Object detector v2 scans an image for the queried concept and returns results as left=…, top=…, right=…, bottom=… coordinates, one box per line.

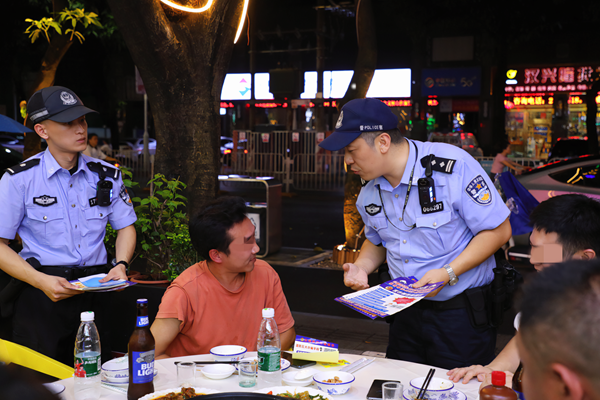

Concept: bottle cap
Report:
left=137, top=298, right=148, bottom=304
left=262, top=308, right=274, bottom=318
left=81, top=311, right=95, bottom=322
left=491, top=371, right=506, bottom=386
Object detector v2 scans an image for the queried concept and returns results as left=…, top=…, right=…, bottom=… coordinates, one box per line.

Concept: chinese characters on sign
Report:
left=506, top=66, right=599, bottom=94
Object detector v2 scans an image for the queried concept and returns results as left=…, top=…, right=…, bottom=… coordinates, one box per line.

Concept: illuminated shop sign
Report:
left=503, top=94, right=600, bottom=109
left=504, top=66, right=600, bottom=93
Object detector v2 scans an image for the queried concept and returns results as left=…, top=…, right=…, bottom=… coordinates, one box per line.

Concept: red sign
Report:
left=505, top=66, right=599, bottom=94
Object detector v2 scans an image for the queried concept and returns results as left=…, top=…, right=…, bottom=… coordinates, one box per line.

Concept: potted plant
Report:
left=130, top=173, right=200, bottom=283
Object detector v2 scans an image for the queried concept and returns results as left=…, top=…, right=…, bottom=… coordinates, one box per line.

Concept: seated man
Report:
left=516, top=259, right=600, bottom=400
left=447, top=194, right=600, bottom=383
left=151, top=196, right=296, bottom=359
left=83, top=133, right=118, bottom=163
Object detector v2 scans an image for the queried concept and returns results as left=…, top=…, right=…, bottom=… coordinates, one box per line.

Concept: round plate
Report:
left=42, top=382, right=65, bottom=395
left=139, top=387, right=219, bottom=400
left=255, top=386, right=332, bottom=400
left=403, top=387, right=466, bottom=400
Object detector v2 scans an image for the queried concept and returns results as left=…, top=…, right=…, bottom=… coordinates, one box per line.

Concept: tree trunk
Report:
left=339, top=0, right=377, bottom=249
left=23, top=0, right=72, bottom=159
left=106, top=0, right=245, bottom=216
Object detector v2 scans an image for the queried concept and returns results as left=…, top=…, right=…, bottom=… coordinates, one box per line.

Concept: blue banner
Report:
left=422, top=67, right=481, bottom=96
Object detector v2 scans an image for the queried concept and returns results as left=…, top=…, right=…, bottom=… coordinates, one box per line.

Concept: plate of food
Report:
left=254, top=386, right=332, bottom=399
left=138, top=387, right=219, bottom=400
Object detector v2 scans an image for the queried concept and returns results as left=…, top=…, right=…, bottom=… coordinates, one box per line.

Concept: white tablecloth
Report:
left=57, top=353, right=481, bottom=400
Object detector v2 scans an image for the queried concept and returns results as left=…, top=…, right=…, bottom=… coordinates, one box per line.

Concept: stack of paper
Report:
left=292, top=335, right=339, bottom=363
left=69, top=273, right=135, bottom=292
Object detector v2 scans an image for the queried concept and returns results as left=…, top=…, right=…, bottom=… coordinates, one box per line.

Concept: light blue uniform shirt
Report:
left=357, top=139, right=510, bottom=301
left=0, top=149, right=137, bottom=267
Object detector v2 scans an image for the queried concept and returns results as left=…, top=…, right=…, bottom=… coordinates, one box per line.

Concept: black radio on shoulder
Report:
left=96, top=179, right=113, bottom=206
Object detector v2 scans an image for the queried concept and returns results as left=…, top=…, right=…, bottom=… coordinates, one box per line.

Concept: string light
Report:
left=159, top=0, right=250, bottom=44
left=159, top=0, right=213, bottom=13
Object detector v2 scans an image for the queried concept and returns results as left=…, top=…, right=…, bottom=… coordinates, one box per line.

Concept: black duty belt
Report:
left=40, top=265, right=110, bottom=281
left=416, top=283, right=491, bottom=311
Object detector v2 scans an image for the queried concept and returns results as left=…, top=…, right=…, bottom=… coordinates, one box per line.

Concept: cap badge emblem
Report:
left=335, top=111, right=344, bottom=129
left=60, top=91, right=77, bottom=105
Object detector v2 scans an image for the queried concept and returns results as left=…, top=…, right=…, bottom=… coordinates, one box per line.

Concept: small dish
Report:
left=101, top=356, right=129, bottom=380
left=403, top=387, right=466, bottom=400
left=43, top=382, right=65, bottom=397
left=201, top=364, right=236, bottom=380
left=313, top=371, right=355, bottom=395
left=408, top=377, right=454, bottom=400
left=210, top=345, right=247, bottom=362
left=282, top=370, right=313, bottom=387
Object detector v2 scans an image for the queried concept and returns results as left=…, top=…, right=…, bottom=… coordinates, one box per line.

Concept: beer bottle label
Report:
left=137, top=316, right=150, bottom=327
left=257, top=350, right=280, bottom=372
left=74, top=354, right=101, bottom=378
left=132, top=350, right=155, bottom=384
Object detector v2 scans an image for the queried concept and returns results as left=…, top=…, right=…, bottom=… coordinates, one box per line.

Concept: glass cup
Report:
left=177, top=362, right=196, bottom=387
left=238, top=359, right=257, bottom=388
left=382, top=381, right=403, bottom=400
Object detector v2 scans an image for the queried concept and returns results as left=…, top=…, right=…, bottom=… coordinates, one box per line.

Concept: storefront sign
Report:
left=261, top=133, right=270, bottom=143
left=292, top=132, right=300, bottom=142
left=422, top=67, right=481, bottom=96
left=504, top=65, right=599, bottom=94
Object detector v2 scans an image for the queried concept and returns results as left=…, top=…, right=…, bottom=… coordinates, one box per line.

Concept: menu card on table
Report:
left=335, top=276, right=444, bottom=319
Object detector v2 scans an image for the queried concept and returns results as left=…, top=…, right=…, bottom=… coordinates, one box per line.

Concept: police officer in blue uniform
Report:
left=319, top=99, right=511, bottom=369
left=0, top=86, right=137, bottom=365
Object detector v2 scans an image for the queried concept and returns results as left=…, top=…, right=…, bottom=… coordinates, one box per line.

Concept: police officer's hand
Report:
left=100, top=264, right=128, bottom=282
left=39, top=275, right=82, bottom=302
left=343, top=263, right=369, bottom=291
left=447, top=364, right=493, bottom=383
left=412, top=268, right=448, bottom=297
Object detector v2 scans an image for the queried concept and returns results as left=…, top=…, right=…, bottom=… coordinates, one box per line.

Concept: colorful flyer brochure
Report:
left=335, top=276, right=444, bottom=320
left=292, top=335, right=339, bottom=363
left=69, top=273, right=136, bottom=292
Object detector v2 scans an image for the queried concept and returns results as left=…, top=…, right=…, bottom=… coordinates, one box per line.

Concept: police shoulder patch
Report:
left=6, top=159, right=41, bottom=175
left=119, top=184, right=133, bottom=206
left=365, top=203, right=382, bottom=216
left=465, top=175, right=492, bottom=205
left=420, top=155, right=455, bottom=174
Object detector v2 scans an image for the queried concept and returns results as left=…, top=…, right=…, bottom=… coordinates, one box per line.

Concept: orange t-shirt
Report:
left=156, top=260, right=295, bottom=357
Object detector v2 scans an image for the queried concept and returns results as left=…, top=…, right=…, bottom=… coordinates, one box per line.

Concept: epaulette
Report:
left=420, top=155, right=456, bottom=174
left=86, top=161, right=120, bottom=180
left=5, top=159, right=41, bottom=175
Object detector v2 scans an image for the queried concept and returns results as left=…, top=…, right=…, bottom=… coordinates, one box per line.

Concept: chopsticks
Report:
left=174, top=361, right=240, bottom=365
left=416, top=368, right=435, bottom=400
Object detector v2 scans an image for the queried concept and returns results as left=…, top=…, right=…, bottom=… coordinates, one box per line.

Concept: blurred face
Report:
left=88, top=135, right=98, bottom=147
left=219, top=217, right=259, bottom=273
left=36, top=116, right=88, bottom=155
left=344, top=136, right=385, bottom=181
left=529, top=228, right=563, bottom=271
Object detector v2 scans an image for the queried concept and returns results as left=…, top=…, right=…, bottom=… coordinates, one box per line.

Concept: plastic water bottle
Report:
left=257, top=308, right=281, bottom=386
left=74, top=311, right=101, bottom=400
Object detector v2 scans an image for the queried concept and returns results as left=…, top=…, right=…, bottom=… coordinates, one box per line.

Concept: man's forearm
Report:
left=115, top=225, right=136, bottom=263
left=0, top=239, right=44, bottom=288
left=354, top=239, right=387, bottom=275
left=451, top=218, right=512, bottom=276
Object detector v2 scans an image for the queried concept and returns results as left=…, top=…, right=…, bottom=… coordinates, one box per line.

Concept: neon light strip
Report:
left=159, top=0, right=213, bottom=13
left=234, top=0, right=250, bottom=44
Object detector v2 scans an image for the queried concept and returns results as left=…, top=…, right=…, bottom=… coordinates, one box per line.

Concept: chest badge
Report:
left=365, top=203, right=382, bottom=216
left=33, top=195, right=57, bottom=207
left=465, top=175, right=492, bottom=206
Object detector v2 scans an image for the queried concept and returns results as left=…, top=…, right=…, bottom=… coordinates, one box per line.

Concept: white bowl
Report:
left=101, top=356, right=129, bottom=380
left=282, top=370, right=313, bottom=387
left=101, top=368, right=158, bottom=384
left=209, top=345, right=247, bottom=362
left=409, top=377, right=454, bottom=400
left=313, top=371, right=355, bottom=395
left=201, top=364, right=236, bottom=379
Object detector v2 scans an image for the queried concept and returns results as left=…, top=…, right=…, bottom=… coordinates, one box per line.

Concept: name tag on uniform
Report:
left=422, top=201, right=444, bottom=214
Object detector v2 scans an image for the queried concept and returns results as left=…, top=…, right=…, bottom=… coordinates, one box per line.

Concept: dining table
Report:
left=55, top=352, right=482, bottom=400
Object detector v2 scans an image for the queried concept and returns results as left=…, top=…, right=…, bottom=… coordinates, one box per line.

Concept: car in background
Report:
left=428, top=132, right=483, bottom=157
left=125, top=138, right=156, bottom=155
left=0, top=143, right=23, bottom=172
left=516, top=155, right=600, bottom=203
left=0, top=134, right=24, bottom=153
left=547, top=137, right=592, bottom=162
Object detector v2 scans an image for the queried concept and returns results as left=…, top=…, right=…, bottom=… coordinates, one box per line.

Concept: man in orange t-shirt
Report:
left=151, top=196, right=296, bottom=359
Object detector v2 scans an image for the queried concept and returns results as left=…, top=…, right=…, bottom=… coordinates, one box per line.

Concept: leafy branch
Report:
left=24, top=7, right=103, bottom=44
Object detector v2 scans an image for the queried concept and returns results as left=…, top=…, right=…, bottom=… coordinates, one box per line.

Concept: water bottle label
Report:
left=258, top=350, right=280, bottom=372
left=136, top=316, right=149, bottom=327
left=74, top=355, right=100, bottom=378
left=132, top=350, right=155, bottom=384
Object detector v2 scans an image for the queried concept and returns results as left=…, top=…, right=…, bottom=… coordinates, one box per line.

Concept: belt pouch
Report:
left=464, top=287, right=489, bottom=328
